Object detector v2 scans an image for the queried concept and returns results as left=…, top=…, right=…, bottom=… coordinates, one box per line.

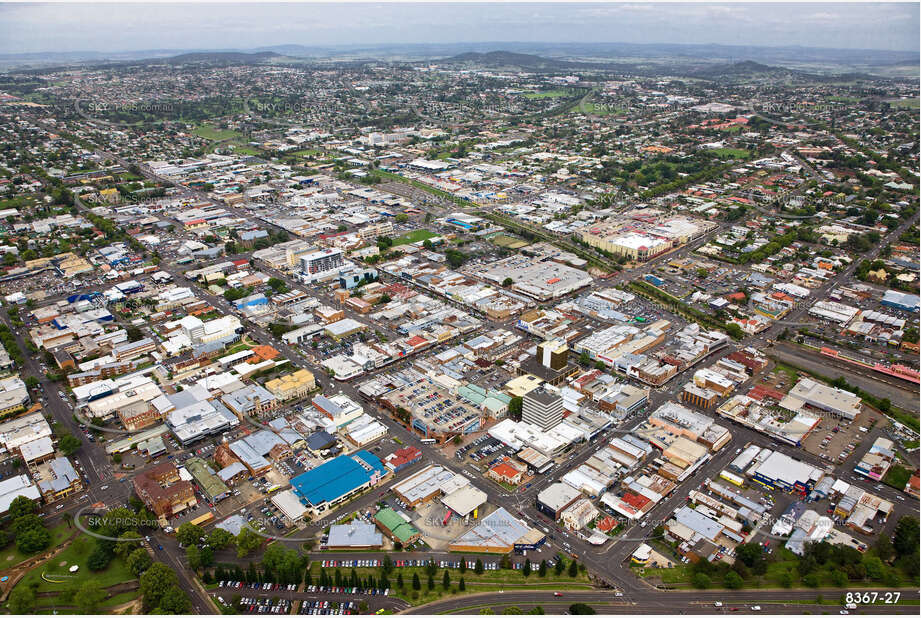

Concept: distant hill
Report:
left=155, top=51, right=284, bottom=65
left=433, top=50, right=606, bottom=71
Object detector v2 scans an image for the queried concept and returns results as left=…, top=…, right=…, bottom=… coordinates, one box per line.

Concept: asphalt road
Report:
left=405, top=588, right=921, bottom=615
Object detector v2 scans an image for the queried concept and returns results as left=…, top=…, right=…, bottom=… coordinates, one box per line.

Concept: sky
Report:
left=0, top=2, right=918, bottom=55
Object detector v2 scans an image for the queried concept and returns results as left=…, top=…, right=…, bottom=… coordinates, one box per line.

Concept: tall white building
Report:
left=522, top=387, right=564, bottom=431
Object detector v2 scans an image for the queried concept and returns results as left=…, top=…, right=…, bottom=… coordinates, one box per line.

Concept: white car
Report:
left=713, top=602, right=722, bottom=608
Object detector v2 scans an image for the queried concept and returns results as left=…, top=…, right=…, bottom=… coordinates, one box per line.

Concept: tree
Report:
left=127, top=547, right=153, bottom=577
left=554, top=559, right=565, bottom=576
left=735, top=542, right=766, bottom=574
left=480, top=609, right=495, bottom=615
left=502, top=277, right=513, bottom=288
left=74, top=580, right=107, bottom=613
left=7, top=495, right=36, bottom=520
left=522, top=559, right=531, bottom=577
left=207, top=528, right=235, bottom=550
left=568, top=603, right=596, bottom=615
left=87, top=543, right=113, bottom=571
left=538, top=560, right=547, bottom=577
left=568, top=560, right=578, bottom=577
left=442, top=570, right=450, bottom=590
left=395, top=213, right=409, bottom=223
left=114, top=531, right=143, bottom=558
left=140, top=562, right=180, bottom=611
left=528, top=606, right=544, bottom=614
left=16, top=526, right=51, bottom=554
left=236, top=527, right=262, bottom=557
left=893, top=516, right=919, bottom=557
left=459, top=557, right=467, bottom=573
left=724, top=571, right=743, bottom=589
left=508, top=397, right=523, bottom=421
left=691, top=573, right=710, bottom=589
left=458, top=576, right=465, bottom=591
left=186, top=545, right=203, bottom=571
left=57, top=432, right=82, bottom=457
left=411, top=573, right=421, bottom=590
left=778, top=570, right=793, bottom=588
left=267, top=277, right=287, bottom=293
left=427, top=573, right=435, bottom=590
left=475, top=558, right=484, bottom=575
left=503, top=608, right=523, bottom=614
left=7, top=585, right=36, bottom=614
left=176, top=523, right=204, bottom=548
left=157, top=584, right=191, bottom=614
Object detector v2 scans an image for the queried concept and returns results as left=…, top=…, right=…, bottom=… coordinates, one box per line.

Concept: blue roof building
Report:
left=290, top=451, right=387, bottom=515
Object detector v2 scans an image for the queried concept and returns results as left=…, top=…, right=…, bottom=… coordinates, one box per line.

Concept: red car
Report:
left=553, top=593, right=563, bottom=597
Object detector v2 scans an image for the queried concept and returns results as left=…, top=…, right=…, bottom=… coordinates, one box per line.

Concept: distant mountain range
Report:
left=1, top=41, right=916, bottom=79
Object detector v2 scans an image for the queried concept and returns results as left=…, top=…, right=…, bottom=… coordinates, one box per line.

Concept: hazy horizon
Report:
left=1, top=2, right=918, bottom=56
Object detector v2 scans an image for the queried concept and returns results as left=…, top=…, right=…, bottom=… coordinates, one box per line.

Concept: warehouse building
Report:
left=327, top=521, right=384, bottom=550
left=780, top=378, right=862, bottom=420
left=536, top=482, right=583, bottom=519
left=448, top=507, right=545, bottom=554
left=746, top=449, right=824, bottom=494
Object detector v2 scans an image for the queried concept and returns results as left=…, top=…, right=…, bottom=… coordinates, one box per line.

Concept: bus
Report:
left=420, top=438, right=436, bottom=445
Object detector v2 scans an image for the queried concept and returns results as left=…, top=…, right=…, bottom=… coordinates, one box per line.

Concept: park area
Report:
left=490, top=234, right=530, bottom=250
left=522, top=90, right=574, bottom=99
left=5, top=533, right=140, bottom=614
left=193, top=124, right=243, bottom=141
left=392, top=229, right=439, bottom=247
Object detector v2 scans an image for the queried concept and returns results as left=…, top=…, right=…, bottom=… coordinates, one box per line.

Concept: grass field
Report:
left=1, top=522, right=75, bottom=567
left=194, top=124, right=243, bottom=141
left=289, top=149, right=325, bottom=158
left=523, top=90, right=572, bottom=100
left=392, top=229, right=439, bottom=246
left=709, top=147, right=751, bottom=160
left=490, top=234, right=529, bottom=249
left=636, top=544, right=914, bottom=591
left=577, top=102, right=626, bottom=116
left=228, top=143, right=262, bottom=156
left=12, top=534, right=136, bottom=595
left=887, top=98, right=919, bottom=109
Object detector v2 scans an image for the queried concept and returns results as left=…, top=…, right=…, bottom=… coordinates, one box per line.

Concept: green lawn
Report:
left=0, top=521, right=75, bottom=567
left=490, top=234, right=529, bottom=249
left=709, top=148, right=751, bottom=160
left=887, top=98, right=919, bottom=109
left=229, top=142, right=262, bottom=156
left=522, top=90, right=572, bottom=100
left=392, top=229, right=439, bottom=246
left=883, top=464, right=912, bottom=490
left=12, top=534, right=136, bottom=595
left=194, top=124, right=243, bottom=141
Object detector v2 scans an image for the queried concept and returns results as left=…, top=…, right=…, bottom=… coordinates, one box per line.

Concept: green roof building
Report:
left=373, top=507, right=422, bottom=545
